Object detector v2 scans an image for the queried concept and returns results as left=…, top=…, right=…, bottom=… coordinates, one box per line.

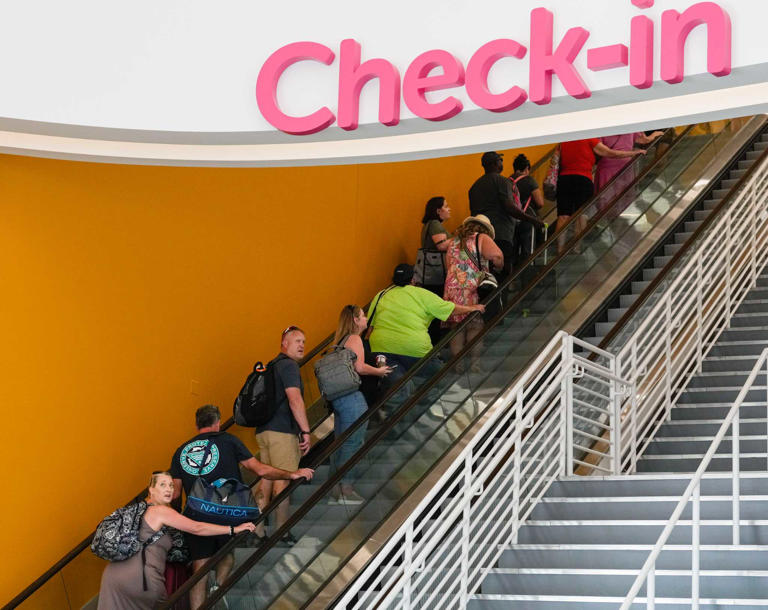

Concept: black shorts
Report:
left=186, top=532, right=231, bottom=561
left=556, top=174, right=595, bottom=217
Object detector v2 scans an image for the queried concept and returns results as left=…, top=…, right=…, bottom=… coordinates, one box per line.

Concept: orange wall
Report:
left=1, top=144, right=550, bottom=607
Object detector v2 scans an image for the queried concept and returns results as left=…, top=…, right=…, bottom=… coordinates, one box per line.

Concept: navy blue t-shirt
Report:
left=169, top=431, right=252, bottom=496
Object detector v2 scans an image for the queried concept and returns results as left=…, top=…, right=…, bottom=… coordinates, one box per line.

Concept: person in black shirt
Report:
left=511, top=153, right=546, bottom=264
left=170, top=404, right=313, bottom=610
left=469, top=151, right=545, bottom=278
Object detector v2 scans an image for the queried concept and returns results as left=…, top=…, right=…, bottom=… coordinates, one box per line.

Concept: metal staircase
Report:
left=469, top=272, right=768, bottom=608
left=329, top=120, right=768, bottom=610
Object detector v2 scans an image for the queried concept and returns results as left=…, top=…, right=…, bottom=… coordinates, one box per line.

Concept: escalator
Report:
left=159, top=116, right=768, bottom=610
left=6, top=147, right=560, bottom=610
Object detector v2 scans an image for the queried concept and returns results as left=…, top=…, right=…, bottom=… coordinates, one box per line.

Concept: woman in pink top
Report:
left=596, top=131, right=664, bottom=192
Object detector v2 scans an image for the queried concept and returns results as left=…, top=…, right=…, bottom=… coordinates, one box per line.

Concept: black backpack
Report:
left=233, top=356, right=283, bottom=427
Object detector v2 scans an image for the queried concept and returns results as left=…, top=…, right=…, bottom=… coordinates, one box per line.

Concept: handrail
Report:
left=178, top=125, right=694, bottom=608
left=2, top=343, right=332, bottom=609
left=7, top=145, right=566, bottom=610
left=327, top=120, right=768, bottom=609
left=620, top=349, right=768, bottom=609
left=598, top=120, right=768, bottom=351
left=6, top=134, right=670, bottom=610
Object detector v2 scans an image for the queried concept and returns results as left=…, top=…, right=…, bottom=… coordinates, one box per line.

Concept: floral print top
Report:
left=443, top=234, right=487, bottom=325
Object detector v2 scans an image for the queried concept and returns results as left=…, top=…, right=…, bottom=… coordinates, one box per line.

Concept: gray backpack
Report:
left=91, top=501, right=164, bottom=563
left=314, top=336, right=361, bottom=402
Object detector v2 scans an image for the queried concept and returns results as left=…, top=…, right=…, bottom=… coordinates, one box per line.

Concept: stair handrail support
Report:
left=620, top=348, right=768, bottom=610
left=334, top=331, right=628, bottom=609
left=614, top=146, right=768, bottom=475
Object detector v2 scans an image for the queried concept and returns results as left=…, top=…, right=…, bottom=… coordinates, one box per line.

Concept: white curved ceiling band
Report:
left=0, top=0, right=765, bottom=166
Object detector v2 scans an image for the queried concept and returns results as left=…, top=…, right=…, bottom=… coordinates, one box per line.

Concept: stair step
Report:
left=517, top=520, right=768, bottom=545
left=479, top=568, right=768, bottom=597
left=530, top=495, right=768, bottom=520
left=469, top=594, right=768, bottom=609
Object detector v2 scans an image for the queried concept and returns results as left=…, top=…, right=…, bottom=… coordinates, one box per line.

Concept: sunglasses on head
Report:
left=282, top=325, right=302, bottom=337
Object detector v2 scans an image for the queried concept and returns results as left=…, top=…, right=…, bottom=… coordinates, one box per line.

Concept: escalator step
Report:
left=684, top=221, right=702, bottom=232
left=653, top=255, right=673, bottom=268
left=664, top=243, right=682, bottom=256
left=606, top=308, right=627, bottom=322
left=620, top=293, right=639, bottom=308
left=642, top=267, right=661, bottom=281
left=674, top=232, right=693, bottom=244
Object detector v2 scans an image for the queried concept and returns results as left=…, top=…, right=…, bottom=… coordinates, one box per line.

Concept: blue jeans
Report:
left=330, top=390, right=368, bottom=484
left=372, top=352, right=444, bottom=418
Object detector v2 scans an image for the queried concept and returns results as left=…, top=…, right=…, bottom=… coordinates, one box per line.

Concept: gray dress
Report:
left=97, top=517, right=172, bottom=610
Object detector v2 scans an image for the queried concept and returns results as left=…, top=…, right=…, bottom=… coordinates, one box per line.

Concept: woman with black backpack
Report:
left=97, top=471, right=256, bottom=609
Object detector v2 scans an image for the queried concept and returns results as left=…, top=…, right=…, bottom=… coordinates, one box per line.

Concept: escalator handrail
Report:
left=172, top=125, right=695, bottom=609
left=597, top=123, right=768, bottom=352
left=3, top=345, right=334, bottom=609
left=4, top=147, right=563, bottom=610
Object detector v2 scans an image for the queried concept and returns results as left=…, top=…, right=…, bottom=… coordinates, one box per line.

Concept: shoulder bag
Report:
left=314, top=334, right=361, bottom=402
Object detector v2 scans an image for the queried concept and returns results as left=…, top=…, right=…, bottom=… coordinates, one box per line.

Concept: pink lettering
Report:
left=661, top=1, right=732, bottom=84
left=630, top=15, right=655, bottom=89
left=402, top=50, right=465, bottom=121
left=465, top=39, right=528, bottom=113
left=255, top=42, right=336, bottom=136
left=529, top=8, right=591, bottom=105
left=255, top=1, right=734, bottom=135
left=587, top=44, right=629, bottom=71
left=337, top=38, right=401, bottom=131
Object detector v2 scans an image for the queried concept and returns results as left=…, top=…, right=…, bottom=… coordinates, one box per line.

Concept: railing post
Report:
left=725, top=208, right=733, bottom=326
left=561, top=335, right=573, bottom=476
left=696, top=254, right=704, bottom=373
left=692, top=483, right=700, bottom=610
left=751, top=188, right=758, bottom=287
left=732, top=407, right=741, bottom=545
left=511, top=391, right=522, bottom=544
left=664, top=295, right=673, bottom=421
left=610, top=353, right=621, bottom=475
left=460, top=452, right=472, bottom=607
left=647, top=567, right=655, bottom=610
left=630, top=342, right=639, bottom=473
left=403, top=524, right=414, bottom=610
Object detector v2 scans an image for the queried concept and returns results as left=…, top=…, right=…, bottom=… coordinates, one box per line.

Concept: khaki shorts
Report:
left=256, top=430, right=300, bottom=471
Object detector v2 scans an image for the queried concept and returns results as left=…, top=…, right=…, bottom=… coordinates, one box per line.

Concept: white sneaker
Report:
left=208, top=583, right=229, bottom=610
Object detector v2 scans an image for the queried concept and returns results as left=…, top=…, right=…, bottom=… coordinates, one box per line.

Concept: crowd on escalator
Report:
left=91, top=130, right=667, bottom=610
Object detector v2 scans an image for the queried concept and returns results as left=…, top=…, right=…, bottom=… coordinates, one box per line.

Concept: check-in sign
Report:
left=0, top=0, right=764, bottom=166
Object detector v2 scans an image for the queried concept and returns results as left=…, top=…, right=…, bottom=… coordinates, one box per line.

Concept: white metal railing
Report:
left=335, top=141, right=768, bottom=609
left=610, top=141, right=768, bottom=476
left=336, top=332, right=629, bottom=609
left=620, top=348, right=768, bottom=610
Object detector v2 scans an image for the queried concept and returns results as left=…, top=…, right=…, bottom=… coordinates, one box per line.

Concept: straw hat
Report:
left=462, top=214, right=496, bottom=240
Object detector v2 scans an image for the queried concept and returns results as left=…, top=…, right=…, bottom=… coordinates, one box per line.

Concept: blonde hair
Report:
left=334, top=305, right=363, bottom=345
left=149, top=471, right=172, bottom=489
left=456, top=220, right=492, bottom=241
